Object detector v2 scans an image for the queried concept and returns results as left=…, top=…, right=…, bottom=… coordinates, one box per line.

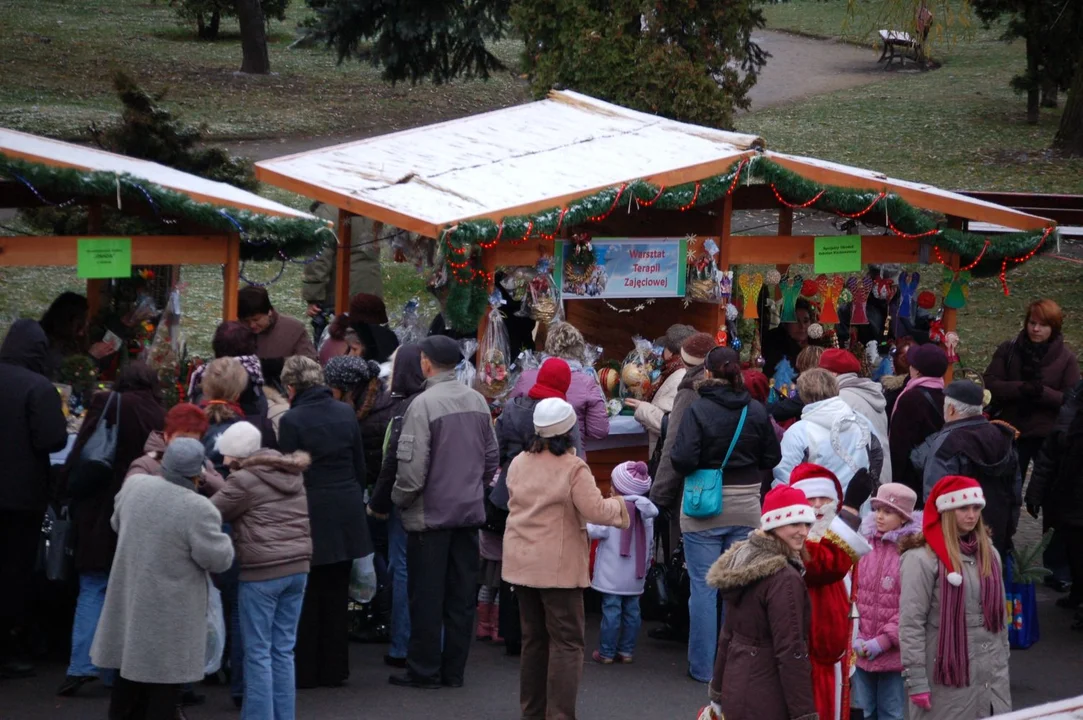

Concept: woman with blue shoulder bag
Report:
left=669, top=346, right=782, bottom=684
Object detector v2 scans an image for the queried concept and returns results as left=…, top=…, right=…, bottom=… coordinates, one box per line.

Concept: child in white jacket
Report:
left=588, top=461, right=658, bottom=664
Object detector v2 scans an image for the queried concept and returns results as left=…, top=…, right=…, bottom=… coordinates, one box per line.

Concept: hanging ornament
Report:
left=941, top=267, right=971, bottom=309
left=898, top=271, right=920, bottom=319
left=916, top=290, right=937, bottom=312
left=731, top=336, right=743, bottom=351
left=719, top=270, right=734, bottom=305
left=929, top=319, right=945, bottom=344
left=847, top=276, right=873, bottom=325
left=872, top=277, right=897, bottom=302
left=779, top=275, right=804, bottom=323
left=801, top=279, right=820, bottom=298
left=765, top=269, right=782, bottom=287
left=725, top=303, right=739, bottom=321
left=738, top=272, right=764, bottom=320
left=944, top=331, right=960, bottom=363
left=816, top=275, right=845, bottom=324
left=716, top=326, right=728, bottom=346
left=808, top=323, right=825, bottom=341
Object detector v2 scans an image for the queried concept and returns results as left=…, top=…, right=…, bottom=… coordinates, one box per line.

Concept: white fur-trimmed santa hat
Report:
left=925, top=475, right=985, bottom=587
left=761, top=486, right=817, bottom=532
left=789, top=463, right=843, bottom=504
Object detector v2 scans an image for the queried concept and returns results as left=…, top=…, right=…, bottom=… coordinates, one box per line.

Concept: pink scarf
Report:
left=934, top=534, right=1005, bottom=688
left=891, top=375, right=944, bottom=420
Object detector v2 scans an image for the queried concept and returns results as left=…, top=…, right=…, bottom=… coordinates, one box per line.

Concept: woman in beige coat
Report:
left=899, top=475, right=1010, bottom=720
left=626, top=324, right=696, bottom=455
left=503, top=398, right=629, bottom=720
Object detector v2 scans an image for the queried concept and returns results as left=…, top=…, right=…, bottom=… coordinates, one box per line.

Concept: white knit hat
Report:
left=215, top=421, right=262, bottom=459
left=533, top=398, right=577, bottom=438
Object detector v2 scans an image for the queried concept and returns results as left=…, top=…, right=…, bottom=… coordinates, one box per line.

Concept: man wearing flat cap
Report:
left=911, top=379, right=1021, bottom=558
left=390, top=335, right=499, bottom=690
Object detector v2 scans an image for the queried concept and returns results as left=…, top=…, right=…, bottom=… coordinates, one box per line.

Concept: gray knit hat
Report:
left=657, top=324, right=696, bottom=355
left=161, top=438, right=206, bottom=485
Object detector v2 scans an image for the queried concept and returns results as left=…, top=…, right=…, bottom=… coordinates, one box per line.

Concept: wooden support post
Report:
left=86, top=202, right=105, bottom=320
left=942, top=215, right=966, bottom=383
left=778, top=206, right=793, bottom=237
left=223, top=233, right=241, bottom=321
left=335, top=208, right=352, bottom=316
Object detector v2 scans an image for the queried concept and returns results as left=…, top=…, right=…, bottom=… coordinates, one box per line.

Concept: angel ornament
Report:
left=847, top=276, right=874, bottom=325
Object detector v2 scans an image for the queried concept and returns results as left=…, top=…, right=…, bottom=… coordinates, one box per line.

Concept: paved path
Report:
left=223, top=31, right=884, bottom=162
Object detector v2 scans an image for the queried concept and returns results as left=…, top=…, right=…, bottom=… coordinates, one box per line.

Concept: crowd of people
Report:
left=0, top=286, right=1080, bottom=720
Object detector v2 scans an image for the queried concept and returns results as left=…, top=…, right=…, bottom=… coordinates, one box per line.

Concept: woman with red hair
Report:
left=984, top=299, right=1079, bottom=588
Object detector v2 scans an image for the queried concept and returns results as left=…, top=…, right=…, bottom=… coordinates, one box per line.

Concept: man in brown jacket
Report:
left=238, top=287, right=318, bottom=362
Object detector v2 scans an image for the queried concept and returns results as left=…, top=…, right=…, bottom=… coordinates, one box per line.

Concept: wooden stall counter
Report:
left=585, top=414, right=649, bottom=497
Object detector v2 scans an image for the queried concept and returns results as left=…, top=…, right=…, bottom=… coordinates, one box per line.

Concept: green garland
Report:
left=0, top=154, right=331, bottom=261
left=441, top=154, right=1058, bottom=330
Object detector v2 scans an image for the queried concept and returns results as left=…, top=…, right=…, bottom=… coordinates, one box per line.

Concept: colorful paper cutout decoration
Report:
left=719, top=270, right=734, bottom=304
left=816, top=275, right=845, bottom=324
left=898, top=271, right=920, bottom=319
left=942, top=267, right=971, bottom=309
left=738, top=272, right=764, bottom=320
left=847, top=276, right=873, bottom=325
left=873, top=277, right=897, bottom=302
left=779, top=275, right=804, bottom=323
left=944, top=331, right=960, bottom=363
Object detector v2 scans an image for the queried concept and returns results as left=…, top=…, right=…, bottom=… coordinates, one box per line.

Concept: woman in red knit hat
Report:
left=898, top=475, right=1010, bottom=719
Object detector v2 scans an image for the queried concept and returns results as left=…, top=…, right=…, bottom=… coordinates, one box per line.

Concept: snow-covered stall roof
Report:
left=254, top=91, right=764, bottom=238
left=0, top=127, right=314, bottom=220
left=765, top=152, right=1053, bottom=231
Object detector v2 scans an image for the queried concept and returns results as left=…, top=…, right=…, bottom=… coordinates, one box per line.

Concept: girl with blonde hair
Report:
left=898, top=475, right=1009, bottom=719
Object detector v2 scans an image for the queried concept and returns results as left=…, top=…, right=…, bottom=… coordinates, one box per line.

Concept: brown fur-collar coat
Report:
left=706, top=532, right=817, bottom=720
left=212, top=449, right=313, bottom=582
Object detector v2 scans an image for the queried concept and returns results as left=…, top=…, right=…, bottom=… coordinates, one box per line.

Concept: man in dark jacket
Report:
left=389, top=336, right=499, bottom=690
left=888, top=343, right=948, bottom=505
left=912, top=380, right=1020, bottom=559
left=0, top=320, right=68, bottom=677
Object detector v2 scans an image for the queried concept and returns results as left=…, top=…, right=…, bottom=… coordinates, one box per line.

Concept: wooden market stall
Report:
left=0, top=127, right=328, bottom=323
left=254, top=91, right=1057, bottom=488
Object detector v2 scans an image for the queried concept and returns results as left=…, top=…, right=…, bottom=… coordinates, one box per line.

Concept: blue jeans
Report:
left=388, top=508, right=410, bottom=659
left=67, top=572, right=115, bottom=684
left=684, top=525, right=754, bottom=682
left=852, top=668, right=906, bottom=720
left=239, top=573, right=307, bottom=720
left=597, top=593, right=641, bottom=659
left=220, top=523, right=245, bottom=701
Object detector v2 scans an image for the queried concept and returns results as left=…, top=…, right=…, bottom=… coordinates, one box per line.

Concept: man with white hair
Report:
left=911, top=379, right=1021, bottom=558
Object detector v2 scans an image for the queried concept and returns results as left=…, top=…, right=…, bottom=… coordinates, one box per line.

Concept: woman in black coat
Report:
left=61, top=362, right=165, bottom=695
left=278, top=356, right=371, bottom=689
left=667, top=346, right=782, bottom=684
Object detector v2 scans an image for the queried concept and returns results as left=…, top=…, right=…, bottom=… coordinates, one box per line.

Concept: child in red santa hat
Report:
left=789, top=462, right=873, bottom=720
left=898, top=475, right=1010, bottom=719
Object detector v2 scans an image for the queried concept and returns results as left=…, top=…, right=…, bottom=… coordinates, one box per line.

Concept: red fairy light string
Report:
left=770, top=184, right=824, bottom=209
left=636, top=185, right=666, bottom=208
left=836, top=192, right=887, bottom=219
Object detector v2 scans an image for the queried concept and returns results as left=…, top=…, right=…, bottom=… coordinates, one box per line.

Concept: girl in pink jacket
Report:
left=853, top=483, right=923, bottom=720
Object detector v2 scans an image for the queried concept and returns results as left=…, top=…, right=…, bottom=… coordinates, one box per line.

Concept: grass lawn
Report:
left=0, top=0, right=530, bottom=140
left=2, top=0, right=1082, bottom=368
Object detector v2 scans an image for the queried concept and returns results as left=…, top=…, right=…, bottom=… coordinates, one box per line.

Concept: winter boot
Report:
left=475, top=603, right=493, bottom=641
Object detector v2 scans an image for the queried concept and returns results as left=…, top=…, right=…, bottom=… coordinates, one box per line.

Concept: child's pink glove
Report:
left=863, top=638, right=884, bottom=660
left=911, top=693, right=932, bottom=711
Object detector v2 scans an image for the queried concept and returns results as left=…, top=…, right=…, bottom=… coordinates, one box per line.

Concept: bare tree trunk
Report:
left=1025, top=3, right=1040, bottom=124
left=1041, top=78, right=1058, bottom=109
left=1053, top=47, right=1083, bottom=156
left=236, top=0, right=270, bottom=74
left=196, top=10, right=221, bottom=40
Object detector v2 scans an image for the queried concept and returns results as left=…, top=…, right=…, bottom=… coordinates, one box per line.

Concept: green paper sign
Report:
left=814, top=236, right=862, bottom=274
left=77, top=238, right=132, bottom=279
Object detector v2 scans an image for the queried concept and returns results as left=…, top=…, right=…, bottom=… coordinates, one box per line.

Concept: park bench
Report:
left=878, top=4, right=933, bottom=67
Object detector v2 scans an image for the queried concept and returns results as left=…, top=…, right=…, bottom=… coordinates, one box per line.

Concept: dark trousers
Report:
left=108, top=676, right=181, bottom=720
left=517, top=586, right=585, bottom=720
left=1020, top=437, right=1070, bottom=580
left=295, top=561, right=351, bottom=689
left=498, top=582, right=521, bottom=654
left=1063, top=525, right=1083, bottom=603
left=406, top=528, right=479, bottom=684
left=0, top=509, right=41, bottom=660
